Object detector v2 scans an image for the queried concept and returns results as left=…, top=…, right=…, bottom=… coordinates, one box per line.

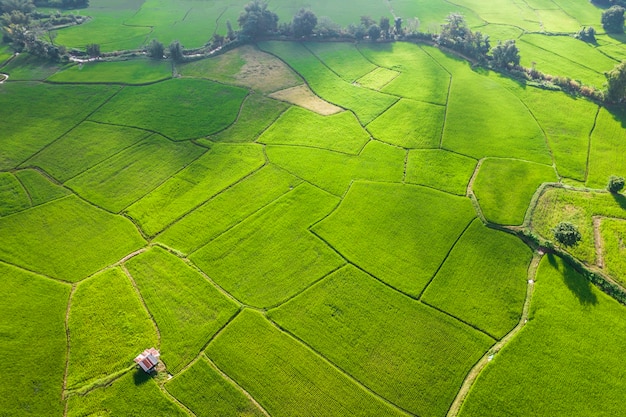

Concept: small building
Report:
left=134, top=348, right=160, bottom=373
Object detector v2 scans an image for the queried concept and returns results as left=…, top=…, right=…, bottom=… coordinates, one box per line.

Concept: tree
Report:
left=211, top=33, right=224, bottom=48
left=86, top=43, right=99, bottom=58
left=379, top=16, right=390, bottom=38
left=491, top=39, right=520, bottom=68
left=608, top=175, right=625, bottom=193
left=146, top=39, right=164, bottom=59
left=292, top=8, right=317, bottom=38
left=226, top=20, right=236, bottom=41
left=367, top=24, right=381, bottom=41
left=605, top=60, right=626, bottom=102
left=168, top=40, right=183, bottom=62
left=394, top=17, right=402, bottom=35
left=552, top=222, right=582, bottom=247
left=360, top=15, right=375, bottom=28
left=0, top=0, right=34, bottom=14
left=602, top=5, right=625, bottom=33
left=575, top=26, right=596, bottom=43
left=439, top=12, right=469, bottom=47
left=237, top=0, right=278, bottom=40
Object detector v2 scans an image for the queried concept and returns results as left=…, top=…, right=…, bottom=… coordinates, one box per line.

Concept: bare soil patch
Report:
left=270, top=85, right=342, bottom=116
left=236, top=46, right=302, bottom=94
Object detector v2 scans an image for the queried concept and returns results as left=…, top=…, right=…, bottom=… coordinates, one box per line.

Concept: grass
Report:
left=259, top=107, right=370, bottom=154
left=391, top=0, right=484, bottom=30
left=586, top=107, right=626, bottom=189
left=459, top=255, right=626, bottom=416
left=304, top=42, right=376, bottom=82
left=422, top=219, right=532, bottom=338
left=515, top=88, right=598, bottom=181
left=206, top=309, right=407, bottom=417
left=0, top=82, right=119, bottom=170
left=366, top=99, right=445, bottom=149
left=552, top=0, right=600, bottom=25
left=0, top=172, right=30, bottom=216
left=66, top=268, right=157, bottom=390
left=47, top=59, right=172, bottom=84
left=442, top=69, right=551, bottom=164
left=600, top=218, right=626, bottom=286
left=165, top=357, right=265, bottom=417
left=26, top=121, right=150, bottom=183
left=124, top=247, right=239, bottom=373
left=126, top=143, right=265, bottom=236
left=266, top=140, right=405, bottom=196
left=0, top=262, right=69, bottom=417
left=1, top=52, right=63, bottom=80
left=473, top=158, right=557, bottom=225
left=180, top=44, right=302, bottom=94
left=14, top=169, right=70, bottom=206
left=312, top=182, right=476, bottom=296
left=0, top=44, right=12, bottom=64
left=204, top=93, right=289, bottom=143
left=405, top=149, right=477, bottom=195
left=269, top=265, right=494, bottom=417
left=66, top=371, right=187, bottom=417
left=89, top=78, right=248, bottom=140
left=356, top=67, right=400, bottom=90
left=358, top=43, right=451, bottom=105
left=155, top=165, right=301, bottom=255
left=0, top=195, right=145, bottom=281
left=190, top=183, right=345, bottom=308
left=259, top=41, right=398, bottom=124
left=531, top=187, right=626, bottom=265
left=66, top=135, right=205, bottom=213
left=451, top=0, right=541, bottom=31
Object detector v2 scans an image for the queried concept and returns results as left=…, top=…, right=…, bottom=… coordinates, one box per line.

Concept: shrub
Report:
left=607, top=175, right=625, bottom=193
left=552, top=221, right=582, bottom=247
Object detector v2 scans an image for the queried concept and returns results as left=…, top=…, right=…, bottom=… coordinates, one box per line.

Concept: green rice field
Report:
left=3, top=0, right=626, bottom=415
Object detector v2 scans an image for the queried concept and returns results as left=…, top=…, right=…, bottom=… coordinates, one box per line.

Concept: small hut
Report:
left=134, top=348, right=160, bottom=373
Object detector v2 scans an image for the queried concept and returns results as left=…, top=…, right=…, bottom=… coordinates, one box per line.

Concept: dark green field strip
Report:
left=14, top=169, right=71, bottom=207
left=66, top=135, right=206, bottom=213
left=156, top=165, right=302, bottom=255
left=259, top=107, right=370, bottom=154
left=269, top=265, right=494, bottom=417
left=66, top=268, right=157, bottom=390
left=0, top=82, right=121, bottom=170
left=0, top=262, right=70, bottom=416
left=0, top=195, right=146, bottom=282
left=165, top=356, right=266, bottom=417
left=312, top=182, right=477, bottom=297
left=531, top=187, right=626, bottom=265
left=473, top=158, right=557, bottom=226
left=124, top=247, right=240, bottom=374
left=511, top=86, right=599, bottom=182
left=66, top=371, right=187, bottom=417
left=206, top=309, right=408, bottom=417
left=1, top=52, right=63, bottom=81
left=366, top=99, right=445, bottom=149
left=358, top=43, right=451, bottom=105
left=459, top=255, right=626, bottom=416
left=258, top=41, right=398, bottom=124
left=422, top=219, right=532, bottom=339
left=266, top=141, right=405, bottom=197
left=25, top=121, right=151, bottom=183
left=190, top=183, right=345, bottom=308
left=47, top=59, right=172, bottom=85
left=0, top=172, right=31, bottom=216
left=304, top=42, right=377, bottom=82
left=126, top=143, right=265, bottom=237
left=207, top=93, right=290, bottom=143
left=89, top=78, right=248, bottom=140
left=405, top=149, right=477, bottom=195
left=586, top=107, right=626, bottom=189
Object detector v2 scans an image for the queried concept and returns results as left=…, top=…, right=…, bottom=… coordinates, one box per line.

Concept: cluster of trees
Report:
left=601, top=5, right=625, bottom=33
left=574, top=26, right=596, bottom=43
left=32, top=0, right=88, bottom=9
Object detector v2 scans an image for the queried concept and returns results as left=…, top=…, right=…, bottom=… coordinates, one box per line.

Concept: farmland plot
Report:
left=600, top=218, right=626, bottom=286
left=66, top=268, right=157, bottom=390
left=405, top=149, right=477, bottom=195
left=125, top=247, right=239, bottom=373
left=586, top=107, right=626, bottom=189
left=48, top=59, right=172, bottom=84
left=13, top=169, right=71, bottom=207
left=304, top=42, right=377, bottom=82
left=269, top=265, right=494, bottom=417
left=459, top=256, right=626, bottom=416
left=0, top=172, right=30, bottom=216
left=0, top=263, right=69, bottom=417
left=191, top=183, right=345, bottom=307
left=312, top=182, right=476, bottom=296
left=206, top=309, right=406, bottom=417
left=0, top=195, right=145, bottom=281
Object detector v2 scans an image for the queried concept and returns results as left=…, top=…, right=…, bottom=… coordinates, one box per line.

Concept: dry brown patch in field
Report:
left=270, top=85, right=342, bottom=116
left=235, top=45, right=302, bottom=93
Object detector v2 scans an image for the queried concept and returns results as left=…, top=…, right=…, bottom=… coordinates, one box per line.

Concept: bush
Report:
left=607, top=175, right=625, bottom=193
left=602, top=6, right=625, bottom=33
left=552, top=221, right=582, bottom=247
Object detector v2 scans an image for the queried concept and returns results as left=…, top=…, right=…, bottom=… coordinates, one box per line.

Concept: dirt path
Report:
left=593, top=216, right=604, bottom=269
left=446, top=251, right=542, bottom=417
left=62, top=284, right=77, bottom=416
left=0, top=73, right=8, bottom=83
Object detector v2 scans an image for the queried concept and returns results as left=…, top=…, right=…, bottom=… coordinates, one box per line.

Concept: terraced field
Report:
left=2, top=0, right=626, bottom=416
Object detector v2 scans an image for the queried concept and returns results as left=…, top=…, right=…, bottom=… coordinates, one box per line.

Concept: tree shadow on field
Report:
left=611, top=193, right=626, bottom=210
left=548, top=254, right=598, bottom=306
left=133, top=370, right=151, bottom=386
